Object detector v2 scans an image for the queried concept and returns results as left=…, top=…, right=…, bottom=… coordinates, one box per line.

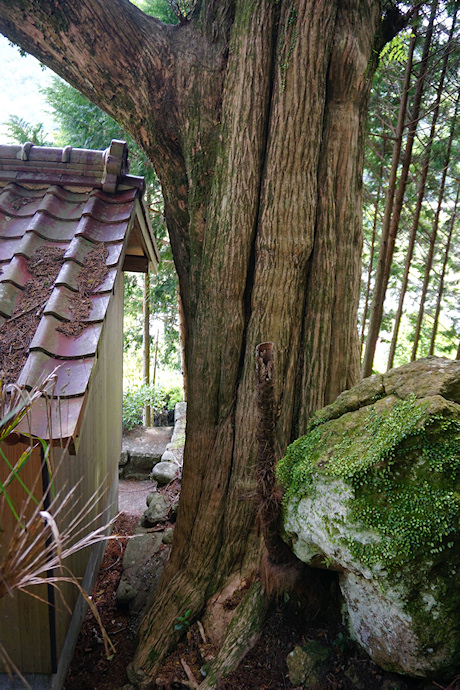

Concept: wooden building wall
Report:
left=0, top=274, right=123, bottom=677
left=0, top=443, right=52, bottom=673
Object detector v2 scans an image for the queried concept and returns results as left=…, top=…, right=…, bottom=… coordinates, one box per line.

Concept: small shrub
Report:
left=122, top=383, right=183, bottom=430
left=173, top=608, right=191, bottom=632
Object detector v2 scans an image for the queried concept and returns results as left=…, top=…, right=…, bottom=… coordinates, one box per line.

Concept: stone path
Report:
left=118, top=478, right=158, bottom=515
left=120, top=426, right=173, bottom=479
left=115, top=403, right=186, bottom=627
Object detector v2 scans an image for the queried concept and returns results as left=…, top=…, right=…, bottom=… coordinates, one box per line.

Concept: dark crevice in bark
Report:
left=255, top=343, right=298, bottom=579
left=236, top=0, right=281, bottom=386
left=291, top=255, right=313, bottom=439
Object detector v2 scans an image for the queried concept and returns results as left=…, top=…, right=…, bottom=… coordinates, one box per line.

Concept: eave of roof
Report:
left=0, top=140, right=159, bottom=447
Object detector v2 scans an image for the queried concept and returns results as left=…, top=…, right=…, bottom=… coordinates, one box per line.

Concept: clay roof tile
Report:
left=0, top=139, right=158, bottom=443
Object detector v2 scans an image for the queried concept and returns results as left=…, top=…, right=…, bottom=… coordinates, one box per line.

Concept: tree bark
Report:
left=360, top=136, right=386, bottom=354
left=0, top=0, right=401, bottom=683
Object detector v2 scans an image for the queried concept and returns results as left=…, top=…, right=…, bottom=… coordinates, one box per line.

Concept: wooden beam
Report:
left=122, top=254, right=149, bottom=272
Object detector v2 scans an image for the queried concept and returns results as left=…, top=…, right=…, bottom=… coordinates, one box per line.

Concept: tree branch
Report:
left=0, top=0, right=178, bottom=147
left=376, top=1, right=424, bottom=54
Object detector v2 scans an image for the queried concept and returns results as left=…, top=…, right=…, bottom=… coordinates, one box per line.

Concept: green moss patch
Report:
left=277, top=395, right=460, bottom=571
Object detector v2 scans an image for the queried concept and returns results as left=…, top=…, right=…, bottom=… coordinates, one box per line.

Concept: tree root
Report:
left=197, top=580, right=268, bottom=689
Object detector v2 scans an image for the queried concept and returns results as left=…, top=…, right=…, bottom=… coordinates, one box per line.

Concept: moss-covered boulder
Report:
left=278, top=357, right=460, bottom=678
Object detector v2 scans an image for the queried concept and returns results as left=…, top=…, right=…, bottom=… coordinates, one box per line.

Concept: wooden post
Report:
left=143, top=272, right=151, bottom=427
left=152, top=330, right=159, bottom=387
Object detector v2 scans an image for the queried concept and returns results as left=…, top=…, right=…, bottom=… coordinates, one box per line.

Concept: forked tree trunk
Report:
left=0, top=0, right=403, bottom=684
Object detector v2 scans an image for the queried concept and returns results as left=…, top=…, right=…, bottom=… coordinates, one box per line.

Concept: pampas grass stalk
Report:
left=0, top=372, right=124, bottom=686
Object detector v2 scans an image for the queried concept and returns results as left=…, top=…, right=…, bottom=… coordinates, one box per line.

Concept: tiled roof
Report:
left=0, top=140, right=158, bottom=447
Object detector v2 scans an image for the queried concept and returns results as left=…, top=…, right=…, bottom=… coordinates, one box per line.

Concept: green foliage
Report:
left=130, top=0, right=179, bottom=23
left=0, top=445, right=38, bottom=527
left=4, top=115, right=52, bottom=146
left=124, top=270, right=181, bottom=372
left=148, top=646, right=160, bottom=663
left=361, top=5, right=460, bottom=369
left=277, top=396, right=460, bottom=571
left=379, top=29, right=413, bottom=65
left=346, top=483, right=458, bottom=568
left=43, top=77, right=156, bottom=180
left=122, top=383, right=182, bottom=430
left=0, top=382, right=54, bottom=530
left=332, top=631, right=351, bottom=653
left=173, top=608, right=191, bottom=632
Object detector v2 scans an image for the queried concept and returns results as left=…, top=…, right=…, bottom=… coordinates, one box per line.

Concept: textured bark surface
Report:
left=0, top=0, right=393, bottom=684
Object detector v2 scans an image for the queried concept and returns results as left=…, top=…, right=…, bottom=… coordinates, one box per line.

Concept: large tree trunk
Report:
left=0, top=0, right=400, bottom=684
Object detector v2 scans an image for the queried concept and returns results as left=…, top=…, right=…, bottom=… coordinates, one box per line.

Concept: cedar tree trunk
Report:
left=0, top=0, right=402, bottom=684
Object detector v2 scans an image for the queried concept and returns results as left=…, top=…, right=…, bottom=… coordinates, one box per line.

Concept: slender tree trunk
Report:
left=143, top=272, right=151, bottom=426
left=152, top=330, right=159, bottom=387
left=411, top=94, right=459, bottom=360
left=362, top=3, right=438, bottom=377
left=429, top=183, right=459, bottom=356
left=387, top=9, right=457, bottom=369
left=360, top=138, right=386, bottom=354
left=361, top=29, right=417, bottom=376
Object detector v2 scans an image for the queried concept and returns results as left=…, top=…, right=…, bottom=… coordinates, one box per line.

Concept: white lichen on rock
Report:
left=278, top=357, right=460, bottom=678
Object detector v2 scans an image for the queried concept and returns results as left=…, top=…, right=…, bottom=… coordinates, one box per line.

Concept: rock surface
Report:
left=120, top=425, right=173, bottom=479
left=286, top=641, right=332, bottom=686
left=115, top=404, right=186, bottom=627
left=150, top=461, right=178, bottom=485
left=161, top=401, right=186, bottom=465
left=141, top=493, right=169, bottom=526
left=279, top=357, right=460, bottom=678
left=115, top=529, right=170, bottom=622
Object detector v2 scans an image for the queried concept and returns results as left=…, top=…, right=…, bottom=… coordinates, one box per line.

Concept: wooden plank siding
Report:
left=0, top=443, right=53, bottom=673
left=0, top=274, right=123, bottom=675
left=53, top=271, right=123, bottom=662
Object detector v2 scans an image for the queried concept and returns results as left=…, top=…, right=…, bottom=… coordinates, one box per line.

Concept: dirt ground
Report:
left=64, top=500, right=460, bottom=690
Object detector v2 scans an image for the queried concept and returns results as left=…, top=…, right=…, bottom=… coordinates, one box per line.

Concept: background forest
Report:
left=4, top=0, right=460, bottom=414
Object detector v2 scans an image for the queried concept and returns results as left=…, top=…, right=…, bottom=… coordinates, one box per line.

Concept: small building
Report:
left=0, top=140, right=159, bottom=687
